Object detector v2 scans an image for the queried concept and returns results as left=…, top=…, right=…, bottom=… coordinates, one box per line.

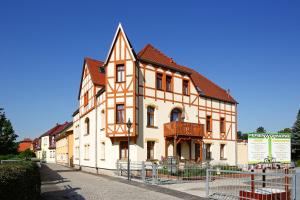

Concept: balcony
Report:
left=164, top=121, right=204, bottom=138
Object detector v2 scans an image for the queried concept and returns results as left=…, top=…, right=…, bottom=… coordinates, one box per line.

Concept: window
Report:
left=84, top=144, right=90, bottom=160
left=166, top=75, right=172, bottom=92
left=75, top=146, right=79, bottom=160
left=206, top=116, right=212, bottom=132
left=116, top=104, right=124, bottom=124
left=85, top=118, right=90, bottom=135
left=183, top=80, right=189, bottom=95
left=147, top=141, right=155, bottom=160
left=100, top=142, right=105, bottom=160
left=220, top=144, right=225, bottom=159
left=170, top=108, right=182, bottom=122
left=116, top=64, right=125, bottom=82
left=156, top=73, right=163, bottom=90
left=84, top=91, right=89, bottom=107
left=206, top=143, right=211, bottom=160
left=120, top=141, right=128, bottom=159
left=147, top=106, right=155, bottom=127
left=220, top=117, right=225, bottom=133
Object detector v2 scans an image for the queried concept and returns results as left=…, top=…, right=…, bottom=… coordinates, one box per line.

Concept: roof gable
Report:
left=104, top=23, right=136, bottom=65
left=137, top=44, right=237, bottom=104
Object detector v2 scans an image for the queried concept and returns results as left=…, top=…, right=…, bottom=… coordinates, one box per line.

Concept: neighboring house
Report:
left=34, top=122, right=71, bottom=163
left=237, top=140, right=248, bottom=165
left=18, top=138, right=32, bottom=152
left=73, top=24, right=238, bottom=172
left=55, top=122, right=74, bottom=166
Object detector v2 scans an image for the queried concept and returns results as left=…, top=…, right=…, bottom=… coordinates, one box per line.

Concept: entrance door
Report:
left=195, top=143, right=200, bottom=161
left=177, top=143, right=181, bottom=159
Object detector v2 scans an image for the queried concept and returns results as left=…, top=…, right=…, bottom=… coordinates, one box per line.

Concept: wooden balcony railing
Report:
left=164, top=121, right=204, bottom=138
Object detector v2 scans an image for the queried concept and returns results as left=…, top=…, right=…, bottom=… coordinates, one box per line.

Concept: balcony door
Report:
left=170, top=108, right=182, bottom=122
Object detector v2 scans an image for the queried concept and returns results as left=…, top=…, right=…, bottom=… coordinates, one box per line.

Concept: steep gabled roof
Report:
left=137, top=44, right=237, bottom=104
left=78, top=57, right=105, bottom=99
left=104, top=23, right=137, bottom=65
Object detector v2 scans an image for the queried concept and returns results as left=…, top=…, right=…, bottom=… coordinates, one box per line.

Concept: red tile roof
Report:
left=78, top=57, right=105, bottom=99
left=138, top=44, right=237, bottom=103
left=50, top=121, right=72, bottom=136
left=85, top=57, right=105, bottom=86
left=18, top=140, right=32, bottom=152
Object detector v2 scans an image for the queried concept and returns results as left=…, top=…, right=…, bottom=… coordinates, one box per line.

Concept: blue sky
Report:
left=0, top=1, right=299, bottom=140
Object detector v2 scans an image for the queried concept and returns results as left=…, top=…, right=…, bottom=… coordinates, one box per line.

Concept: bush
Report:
left=0, top=154, right=19, bottom=160
left=18, top=149, right=36, bottom=159
left=0, top=161, right=41, bottom=200
left=296, top=160, right=300, bottom=167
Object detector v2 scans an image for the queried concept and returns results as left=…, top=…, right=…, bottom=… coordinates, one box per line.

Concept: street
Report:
left=40, top=163, right=201, bottom=200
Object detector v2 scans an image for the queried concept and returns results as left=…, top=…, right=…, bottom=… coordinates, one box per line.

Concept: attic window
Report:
left=99, top=67, right=105, bottom=74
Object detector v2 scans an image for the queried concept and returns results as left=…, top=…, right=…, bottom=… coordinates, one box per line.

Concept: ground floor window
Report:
left=147, top=141, right=155, bottom=160
left=75, top=146, right=79, bottom=160
left=206, top=143, right=211, bottom=160
left=220, top=144, right=225, bottom=159
left=84, top=144, right=90, bottom=160
left=119, top=141, right=128, bottom=159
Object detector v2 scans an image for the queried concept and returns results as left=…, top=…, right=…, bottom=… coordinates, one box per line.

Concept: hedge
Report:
left=0, top=161, right=41, bottom=200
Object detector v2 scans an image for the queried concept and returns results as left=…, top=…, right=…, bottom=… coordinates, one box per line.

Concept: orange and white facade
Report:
left=73, top=24, right=238, bottom=172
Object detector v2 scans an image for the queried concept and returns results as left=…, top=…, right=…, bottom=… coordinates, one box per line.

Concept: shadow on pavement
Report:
left=40, top=164, right=85, bottom=200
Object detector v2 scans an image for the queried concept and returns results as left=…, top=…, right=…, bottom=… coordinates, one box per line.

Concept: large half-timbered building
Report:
left=73, top=24, right=237, bottom=172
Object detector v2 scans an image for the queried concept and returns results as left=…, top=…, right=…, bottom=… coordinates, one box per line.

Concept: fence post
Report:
left=251, top=169, right=255, bottom=196
left=291, top=173, right=296, bottom=200
left=262, top=168, right=266, bottom=188
left=152, top=163, right=157, bottom=185
left=285, top=168, right=289, bottom=196
left=141, top=161, right=145, bottom=182
left=206, top=168, right=209, bottom=197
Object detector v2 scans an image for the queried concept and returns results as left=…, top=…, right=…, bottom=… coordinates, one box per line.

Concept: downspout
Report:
left=235, top=103, right=238, bottom=166
left=95, top=96, right=98, bottom=171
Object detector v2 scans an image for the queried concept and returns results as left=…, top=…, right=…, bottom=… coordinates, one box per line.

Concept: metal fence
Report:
left=206, top=168, right=297, bottom=200
left=116, top=160, right=245, bottom=184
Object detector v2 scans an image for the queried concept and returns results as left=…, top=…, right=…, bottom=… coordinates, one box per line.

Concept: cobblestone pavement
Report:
left=40, top=163, right=201, bottom=200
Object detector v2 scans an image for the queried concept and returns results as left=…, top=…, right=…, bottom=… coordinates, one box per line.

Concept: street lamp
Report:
left=126, top=118, right=132, bottom=181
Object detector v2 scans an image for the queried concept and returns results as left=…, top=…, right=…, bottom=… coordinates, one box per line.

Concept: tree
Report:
left=256, top=126, right=266, bottom=133
left=292, top=109, right=300, bottom=160
left=237, top=131, right=248, bottom=140
left=278, top=128, right=292, bottom=133
left=0, top=108, right=18, bottom=155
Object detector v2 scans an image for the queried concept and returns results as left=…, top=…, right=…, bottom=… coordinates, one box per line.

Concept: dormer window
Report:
left=99, top=67, right=105, bottom=74
left=116, top=64, right=125, bottom=82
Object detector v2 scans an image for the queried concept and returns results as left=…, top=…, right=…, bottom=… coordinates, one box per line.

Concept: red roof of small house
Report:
left=85, top=57, right=105, bottom=86
left=138, top=44, right=237, bottom=104
left=18, top=139, right=32, bottom=152
left=78, top=57, right=105, bottom=99
left=50, top=121, right=72, bottom=136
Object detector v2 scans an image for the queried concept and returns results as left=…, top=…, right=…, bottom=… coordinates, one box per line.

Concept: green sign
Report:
left=248, top=133, right=291, bottom=164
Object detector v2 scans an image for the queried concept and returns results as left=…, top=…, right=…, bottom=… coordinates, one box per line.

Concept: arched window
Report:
left=147, top=106, right=155, bottom=127
left=170, top=108, right=182, bottom=122
left=85, top=118, right=90, bottom=135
